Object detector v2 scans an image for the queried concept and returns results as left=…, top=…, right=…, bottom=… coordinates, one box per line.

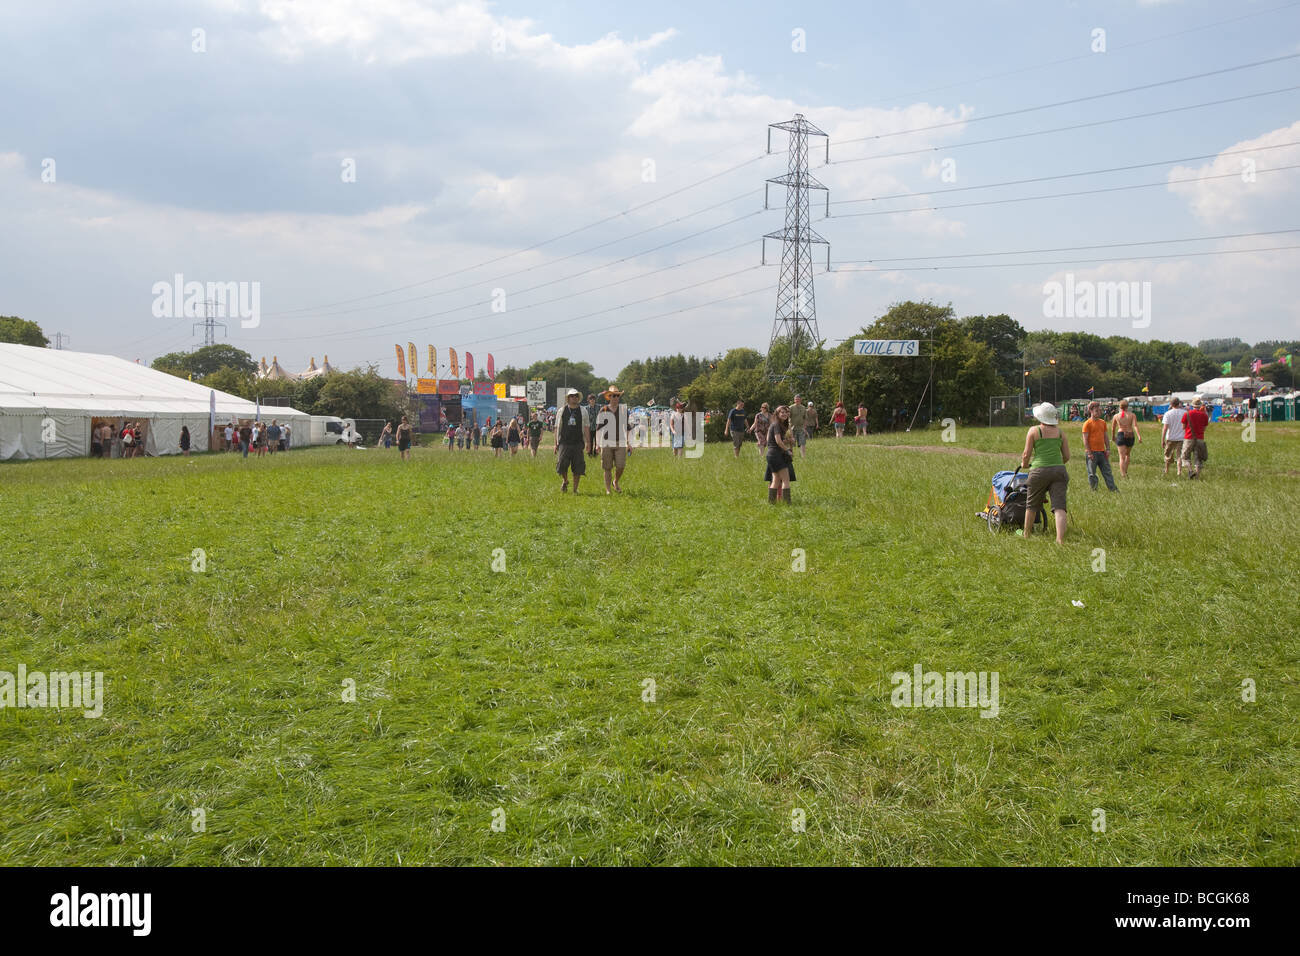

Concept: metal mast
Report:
left=763, top=113, right=829, bottom=379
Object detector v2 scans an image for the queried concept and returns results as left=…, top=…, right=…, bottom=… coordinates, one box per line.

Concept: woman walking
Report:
left=507, top=416, right=522, bottom=456
left=179, top=425, right=191, bottom=457
left=831, top=400, right=848, bottom=439
left=380, top=421, right=393, bottom=449
left=395, top=415, right=413, bottom=461
left=765, top=405, right=796, bottom=504
left=1020, top=402, right=1070, bottom=544
left=1110, top=399, right=1141, bottom=478
left=490, top=422, right=504, bottom=457
left=669, top=401, right=686, bottom=458
left=855, top=405, right=869, bottom=436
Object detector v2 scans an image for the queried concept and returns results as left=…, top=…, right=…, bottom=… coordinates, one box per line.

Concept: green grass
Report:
left=1, top=423, right=1296, bottom=865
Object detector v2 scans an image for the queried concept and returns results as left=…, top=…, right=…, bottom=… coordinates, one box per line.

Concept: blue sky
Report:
left=2, top=0, right=1297, bottom=378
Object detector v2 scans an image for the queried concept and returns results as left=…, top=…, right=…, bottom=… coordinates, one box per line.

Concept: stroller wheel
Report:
left=987, top=508, right=1002, bottom=534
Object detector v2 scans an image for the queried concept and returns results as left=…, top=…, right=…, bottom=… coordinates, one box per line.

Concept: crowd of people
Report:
left=1017, top=396, right=1214, bottom=544
left=219, top=419, right=291, bottom=458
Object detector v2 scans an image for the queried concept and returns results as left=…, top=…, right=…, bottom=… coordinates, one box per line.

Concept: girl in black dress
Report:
left=179, top=426, right=191, bottom=456
left=765, top=405, right=796, bottom=504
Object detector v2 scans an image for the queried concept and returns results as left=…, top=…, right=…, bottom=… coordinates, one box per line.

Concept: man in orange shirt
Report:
left=1081, top=401, right=1117, bottom=491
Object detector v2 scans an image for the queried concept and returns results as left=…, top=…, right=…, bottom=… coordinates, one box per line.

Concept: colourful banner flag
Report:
left=465, top=352, right=474, bottom=381
left=408, top=342, right=419, bottom=377
left=1087, top=386, right=1095, bottom=396
left=487, top=354, right=496, bottom=380
left=449, top=348, right=459, bottom=379
left=1285, top=353, right=1294, bottom=368
left=428, top=345, right=436, bottom=376
left=1220, top=360, right=1232, bottom=375
left=1251, top=357, right=1262, bottom=374
left=493, top=382, right=507, bottom=399
left=1141, top=382, right=1150, bottom=394
left=395, top=344, right=406, bottom=378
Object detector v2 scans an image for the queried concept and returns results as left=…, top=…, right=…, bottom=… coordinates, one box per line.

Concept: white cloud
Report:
left=1166, top=121, right=1300, bottom=223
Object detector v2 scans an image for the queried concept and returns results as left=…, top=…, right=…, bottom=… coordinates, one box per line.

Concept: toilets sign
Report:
left=854, top=339, right=920, bottom=357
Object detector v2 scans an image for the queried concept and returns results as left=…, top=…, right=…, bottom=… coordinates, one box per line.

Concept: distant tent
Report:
left=297, top=354, right=335, bottom=380
left=258, top=355, right=294, bottom=381
left=0, top=343, right=310, bottom=460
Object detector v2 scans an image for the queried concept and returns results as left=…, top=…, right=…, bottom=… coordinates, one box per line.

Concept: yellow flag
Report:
left=408, top=342, right=418, bottom=377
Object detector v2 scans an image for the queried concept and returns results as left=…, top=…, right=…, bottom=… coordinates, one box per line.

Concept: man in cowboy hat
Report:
left=554, top=388, right=590, bottom=492
left=595, top=385, right=632, bottom=494
left=1179, top=397, right=1210, bottom=479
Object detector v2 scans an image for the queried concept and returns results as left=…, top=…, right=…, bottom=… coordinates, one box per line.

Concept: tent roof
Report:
left=0, top=343, right=308, bottom=418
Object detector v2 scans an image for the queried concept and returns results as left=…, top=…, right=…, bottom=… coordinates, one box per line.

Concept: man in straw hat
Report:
left=554, top=388, right=590, bottom=493
left=1019, top=402, right=1071, bottom=544
left=595, top=385, right=632, bottom=494
left=1179, top=397, right=1210, bottom=479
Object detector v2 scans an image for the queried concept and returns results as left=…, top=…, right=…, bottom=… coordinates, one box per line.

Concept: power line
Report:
left=856, top=1, right=1300, bottom=108
left=831, top=229, right=1300, bottom=264
left=820, top=164, right=1300, bottom=220
left=832, top=52, right=1300, bottom=150
left=263, top=153, right=777, bottom=317
left=828, top=142, right=1300, bottom=208
left=828, top=244, right=1300, bottom=272
left=277, top=189, right=762, bottom=322
left=824, top=85, right=1300, bottom=168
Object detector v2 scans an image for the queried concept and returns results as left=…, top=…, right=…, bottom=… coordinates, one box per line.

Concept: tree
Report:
left=202, top=366, right=256, bottom=400
left=524, top=357, right=608, bottom=407
left=312, top=367, right=406, bottom=421
left=961, top=314, right=1025, bottom=387
left=0, top=316, right=49, bottom=347
left=152, top=344, right=256, bottom=379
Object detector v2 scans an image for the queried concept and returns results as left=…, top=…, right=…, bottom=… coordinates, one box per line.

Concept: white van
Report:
left=309, top=416, right=362, bottom=445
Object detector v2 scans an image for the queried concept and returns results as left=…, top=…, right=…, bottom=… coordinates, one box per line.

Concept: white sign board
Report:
left=526, top=380, right=547, bottom=406
left=855, top=339, right=920, bottom=356
left=509, top=384, right=526, bottom=399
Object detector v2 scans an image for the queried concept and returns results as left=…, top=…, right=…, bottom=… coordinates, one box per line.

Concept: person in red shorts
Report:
left=1180, top=398, right=1211, bottom=479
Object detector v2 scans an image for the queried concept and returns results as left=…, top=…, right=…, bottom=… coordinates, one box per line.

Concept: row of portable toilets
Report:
left=1254, top=394, right=1299, bottom=421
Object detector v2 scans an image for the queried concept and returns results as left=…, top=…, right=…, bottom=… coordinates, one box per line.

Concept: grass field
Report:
left=1, top=423, right=1297, bottom=865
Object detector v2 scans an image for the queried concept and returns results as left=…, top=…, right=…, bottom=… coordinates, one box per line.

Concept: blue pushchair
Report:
left=978, top=467, right=1047, bottom=535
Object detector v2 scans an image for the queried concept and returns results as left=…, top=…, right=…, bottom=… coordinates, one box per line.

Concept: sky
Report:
left=2, top=0, right=1298, bottom=380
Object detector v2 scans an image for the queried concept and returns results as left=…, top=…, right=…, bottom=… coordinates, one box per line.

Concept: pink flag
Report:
left=487, top=354, right=496, bottom=380
left=1251, top=358, right=1262, bottom=374
left=465, top=352, right=474, bottom=380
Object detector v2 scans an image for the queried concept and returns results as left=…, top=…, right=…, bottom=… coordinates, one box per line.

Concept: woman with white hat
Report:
left=1020, top=402, right=1070, bottom=543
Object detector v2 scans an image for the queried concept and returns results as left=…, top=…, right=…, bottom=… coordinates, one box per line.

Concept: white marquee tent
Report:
left=0, top=343, right=311, bottom=460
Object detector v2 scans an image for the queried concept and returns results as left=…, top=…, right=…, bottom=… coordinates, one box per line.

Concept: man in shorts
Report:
left=584, top=394, right=600, bottom=457
left=726, top=399, right=747, bottom=458
left=555, top=389, right=589, bottom=493
left=527, top=412, right=543, bottom=457
left=788, top=395, right=808, bottom=458
left=595, top=385, right=632, bottom=494
left=1160, top=397, right=1186, bottom=476
left=1180, top=398, right=1210, bottom=479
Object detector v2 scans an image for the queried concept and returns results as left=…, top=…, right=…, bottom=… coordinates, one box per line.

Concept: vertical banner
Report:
left=408, top=342, right=419, bottom=377
left=465, top=352, right=475, bottom=381
left=429, top=345, right=437, bottom=377
left=487, top=354, right=496, bottom=380
left=449, top=348, right=460, bottom=379
left=395, top=344, right=406, bottom=378
left=209, top=389, right=216, bottom=438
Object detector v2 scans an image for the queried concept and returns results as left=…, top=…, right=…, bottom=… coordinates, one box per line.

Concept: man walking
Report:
left=1160, top=397, right=1186, bottom=476
left=1180, top=397, right=1210, bottom=479
left=1081, top=401, right=1117, bottom=491
left=789, top=395, right=809, bottom=458
left=584, top=393, right=600, bottom=457
left=595, top=385, right=632, bottom=494
left=555, top=388, right=590, bottom=493
left=726, top=399, right=748, bottom=458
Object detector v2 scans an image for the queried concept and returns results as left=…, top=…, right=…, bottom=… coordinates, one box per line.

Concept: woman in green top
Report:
left=1020, top=402, right=1070, bottom=543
